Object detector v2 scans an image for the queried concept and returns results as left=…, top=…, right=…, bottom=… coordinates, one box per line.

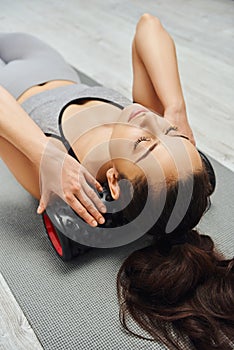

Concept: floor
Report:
left=0, top=272, right=43, bottom=350
left=0, top=1, right=233, bottom=349
left=0, top=0, right=234, bottom=170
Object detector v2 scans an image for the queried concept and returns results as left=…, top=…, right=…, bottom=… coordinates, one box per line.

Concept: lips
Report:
left=128, top=109, right=148, bottom=122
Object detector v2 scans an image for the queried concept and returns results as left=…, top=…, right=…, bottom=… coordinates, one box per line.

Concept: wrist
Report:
left=28, top=139, right=49, bottom=169
left=32, top=137, right=68, bottom=174
left=164, top=103, right=187, bottom=122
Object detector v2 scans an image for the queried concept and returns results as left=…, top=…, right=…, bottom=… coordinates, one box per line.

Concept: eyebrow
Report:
left=134, top=142, right=159, bottom=164
left=172, top=134, right=190, bottom=141
left=134, top=134, right=190, bottom=164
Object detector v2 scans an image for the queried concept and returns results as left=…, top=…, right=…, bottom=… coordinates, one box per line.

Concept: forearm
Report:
left=0, top=86, right=106, bottom=223
left=133, top=14, right=195, bottom=145
left=0, top=86, right=48, bottom=166
left=134, top=14, right=186, bottom=114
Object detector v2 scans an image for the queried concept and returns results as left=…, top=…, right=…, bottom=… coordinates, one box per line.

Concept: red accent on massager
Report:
left=43, top=213, right=63, bottom=256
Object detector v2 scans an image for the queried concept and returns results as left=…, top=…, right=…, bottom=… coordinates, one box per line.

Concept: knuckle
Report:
left=78, top=207, right=86, bottom=217
left=75, top=183, right=82, bottom=192
left=64, top=192, right=73, bottom=202
left=86, top=188, right=95, bottom=198
left=85, top=203, right=95, bottom=213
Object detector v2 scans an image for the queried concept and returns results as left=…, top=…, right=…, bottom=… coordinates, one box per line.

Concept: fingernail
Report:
left=97, top=183, right=103, bottom=191
left=99, top=217, right=105, bottom=225
left=100, top=206, right=106, bottom=213
left=91, top=220, right=98, bottom=227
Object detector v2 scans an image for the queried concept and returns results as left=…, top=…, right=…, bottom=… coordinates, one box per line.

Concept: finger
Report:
left=189, top=134, right=196, bottom=146
left=76, top=187, right=106, bottom=225
left=82, top=179, right=107, bottom=214
left=192, top=135, right=196, bottom=146
left=37, top=192, right=50, bottom=214
left=66, top=195, right=102, bottom=227
left=83, top=169, right=103, bottom=192
left=37, top=199, right=46, bottom=214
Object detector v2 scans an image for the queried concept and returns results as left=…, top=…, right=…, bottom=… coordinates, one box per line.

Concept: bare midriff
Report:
left=17, top=80, right=77, bottom=104
left=17, top=79, right=107, bottom=119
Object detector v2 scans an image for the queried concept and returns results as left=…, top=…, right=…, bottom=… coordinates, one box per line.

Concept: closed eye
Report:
left=165, top=125, right=178, bottom=134
left=165, top=126, right=189, bottom=141
left=134, top=136, right=151, bottom=150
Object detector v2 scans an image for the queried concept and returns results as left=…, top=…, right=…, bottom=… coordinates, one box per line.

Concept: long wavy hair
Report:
left=117, top=166, right=234, bottom=350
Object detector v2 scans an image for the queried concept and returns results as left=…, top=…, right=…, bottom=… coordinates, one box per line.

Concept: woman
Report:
left=0, top=14, right=233, bottom=350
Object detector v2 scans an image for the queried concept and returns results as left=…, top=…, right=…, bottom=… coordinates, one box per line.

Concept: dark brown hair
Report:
left=117, top=167, right=234, bottom=349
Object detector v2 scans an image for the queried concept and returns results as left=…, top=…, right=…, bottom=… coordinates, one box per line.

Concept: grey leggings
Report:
left=0, top=32, right=80, bottom=99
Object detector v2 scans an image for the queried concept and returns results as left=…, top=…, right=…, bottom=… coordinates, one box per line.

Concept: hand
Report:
left=164, top=108, right=196, bottom=146
left=37, top=141, right=106, bottom=227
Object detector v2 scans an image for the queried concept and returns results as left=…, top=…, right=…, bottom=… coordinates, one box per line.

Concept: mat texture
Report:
left=0, top=73, right=233, bottom=350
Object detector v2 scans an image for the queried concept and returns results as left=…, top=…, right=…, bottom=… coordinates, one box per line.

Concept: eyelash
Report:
left=134, top=136, right=151, bottom=149
left=134, top=126, right=178, bottom=149
left=165, top=125, right=178, bottom=134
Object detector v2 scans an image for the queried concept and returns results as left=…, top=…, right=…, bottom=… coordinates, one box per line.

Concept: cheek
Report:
left=109, top=138, right=134, bottom=160
left=113, top=158, right=143, bottom=181
left=109, top=125, right=140, bottom=159
left=114, top=159, right=132, bottom=172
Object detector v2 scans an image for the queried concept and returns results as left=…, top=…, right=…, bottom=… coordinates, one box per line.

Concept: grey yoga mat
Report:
left=0, top=74, right=233, bottom=350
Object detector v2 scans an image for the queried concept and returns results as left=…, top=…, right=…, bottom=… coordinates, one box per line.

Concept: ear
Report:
left=106, top=167, right=120, bottom=200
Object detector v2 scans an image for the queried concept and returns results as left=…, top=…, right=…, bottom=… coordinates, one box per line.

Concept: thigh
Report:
left=0, top=32, right=80, bottom=99
left=0, top=32, right=58, bottom=62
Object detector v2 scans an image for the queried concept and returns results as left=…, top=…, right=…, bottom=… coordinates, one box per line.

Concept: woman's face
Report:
left=109, top=104, right=202, bottom=185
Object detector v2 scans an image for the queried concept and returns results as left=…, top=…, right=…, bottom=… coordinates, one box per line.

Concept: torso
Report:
left=17, top=80, right=116, bottom=180
left=17, top=80, right=106, bottom=113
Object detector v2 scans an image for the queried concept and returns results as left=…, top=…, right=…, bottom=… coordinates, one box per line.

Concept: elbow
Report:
left=137, top=13, right=162, bottom=29
left=135, top=13, right=173, bottom=47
